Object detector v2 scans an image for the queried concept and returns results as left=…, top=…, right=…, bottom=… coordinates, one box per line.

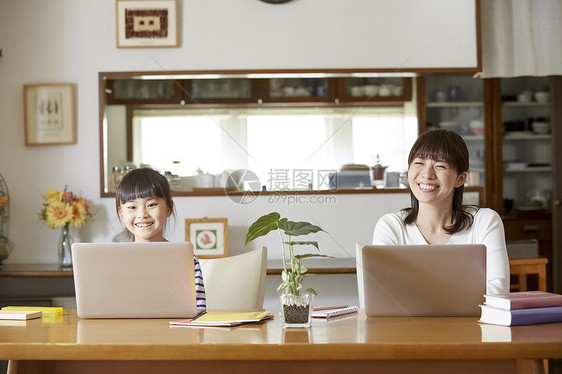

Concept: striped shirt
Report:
left=194, top=255, right=206, bottom=313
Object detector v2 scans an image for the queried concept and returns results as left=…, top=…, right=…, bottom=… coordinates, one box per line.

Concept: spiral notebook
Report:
left=312, top=306, right=359, bottom=318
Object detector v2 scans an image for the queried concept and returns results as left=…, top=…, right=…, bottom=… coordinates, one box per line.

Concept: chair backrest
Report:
left=200, top=247, right=267, bottom=311
left=356, top=243, right=365, bottom=309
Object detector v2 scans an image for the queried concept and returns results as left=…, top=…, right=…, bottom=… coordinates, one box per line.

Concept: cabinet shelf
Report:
left=504, top=132, right=551, bottom=140
left=426, top=102, right=483, bottom=108
left=502, top=102, right=551, bottom=108
left=503, top=166, right=552, bottom=173
left=463, top=135, right=484, bottom=141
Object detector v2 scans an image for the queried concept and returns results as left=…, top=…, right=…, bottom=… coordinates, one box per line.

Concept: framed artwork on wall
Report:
left=116, top=0, right=178, bottom=48
left=23, top=83, right=77, bottom=146
left=185, top=217, right=228, bottom=259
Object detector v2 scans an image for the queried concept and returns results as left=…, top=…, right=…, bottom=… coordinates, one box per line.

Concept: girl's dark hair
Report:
left=403, top=129, right=476, bottom=234
left=115, top=167, right=174, bottom=216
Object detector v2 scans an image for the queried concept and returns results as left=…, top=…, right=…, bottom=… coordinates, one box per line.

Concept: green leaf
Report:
left=306, top=288, right=317, bottom=295
left=278, top=220, right=323, bottom=237
left=294, top=253, right=334, bottom=260
left=244, top=212, right=280, bottom=244
left=284, top=241, right=319, bottom=249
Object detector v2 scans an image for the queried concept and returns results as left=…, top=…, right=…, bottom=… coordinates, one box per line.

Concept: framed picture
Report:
left=116, top=0, right=178, bottom=48
left=185, top=217, right=228, bottom=259
left=23, top=83, right=77, bottom=146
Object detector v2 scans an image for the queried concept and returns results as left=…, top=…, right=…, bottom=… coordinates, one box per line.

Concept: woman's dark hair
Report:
left=115, top=167, right=174, bottom=216
left=403, top=129, right=476, bottom=234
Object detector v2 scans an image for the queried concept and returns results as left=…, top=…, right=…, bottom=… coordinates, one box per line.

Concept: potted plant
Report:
left=245, top=212, right=332, bottom=327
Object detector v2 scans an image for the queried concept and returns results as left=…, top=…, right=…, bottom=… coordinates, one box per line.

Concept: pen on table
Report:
left=191, top=311, right=207, bottom=321
left=313, top=305, right=348, bottom=311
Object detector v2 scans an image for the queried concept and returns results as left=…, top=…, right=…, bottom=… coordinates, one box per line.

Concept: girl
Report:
left=373, top=129, right=510, bottom=294
left=116, top=167, right=206, bottom=312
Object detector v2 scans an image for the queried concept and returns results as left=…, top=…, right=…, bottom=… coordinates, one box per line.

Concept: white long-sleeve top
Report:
left=372, top=207, right=510, bottom=295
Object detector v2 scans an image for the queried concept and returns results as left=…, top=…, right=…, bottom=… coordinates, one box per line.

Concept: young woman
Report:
left=373, top=129, right=509, bottom=294
left=116, top=167, right=206, bottom=312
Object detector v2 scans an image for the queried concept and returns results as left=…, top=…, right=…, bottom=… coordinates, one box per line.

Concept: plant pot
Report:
left=280, top=293, right=313, bottom=328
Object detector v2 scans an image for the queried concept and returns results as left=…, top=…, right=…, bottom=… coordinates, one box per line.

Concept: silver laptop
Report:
left=72, top=242, right=197, bottom=319
left=360, top=244, right=486, bottom=317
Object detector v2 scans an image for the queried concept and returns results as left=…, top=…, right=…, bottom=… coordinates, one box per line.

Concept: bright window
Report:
left=133, top=110, right=418, bottom=190
left=139, top=116, right=223, bottom=175
left=352, top=116, right=418, bottom=171
left=247, top=115, right=329, bottom=189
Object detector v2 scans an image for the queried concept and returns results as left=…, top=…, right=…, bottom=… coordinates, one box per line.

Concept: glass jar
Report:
left=280, top=293, right=313, bottom=328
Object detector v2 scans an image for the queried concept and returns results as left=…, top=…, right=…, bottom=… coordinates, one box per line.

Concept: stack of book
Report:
left=479, top=291, right=562, bottom=326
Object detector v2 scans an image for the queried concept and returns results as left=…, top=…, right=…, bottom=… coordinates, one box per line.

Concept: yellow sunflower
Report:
left=70, top=202, right=87, bottom=227
left=45, top=201, right=72, bottom=229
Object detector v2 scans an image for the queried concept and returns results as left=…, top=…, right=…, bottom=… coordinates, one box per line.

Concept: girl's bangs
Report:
left=118, top=178, right=164, bottom=204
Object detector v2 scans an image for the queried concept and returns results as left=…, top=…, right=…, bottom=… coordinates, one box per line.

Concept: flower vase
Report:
left=280, top=293, right=313, bottom=328
left=58, top=223, right=73, bottom=268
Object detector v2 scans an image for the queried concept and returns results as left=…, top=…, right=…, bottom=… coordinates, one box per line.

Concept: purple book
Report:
left=479, top=305, right=562, bottom=326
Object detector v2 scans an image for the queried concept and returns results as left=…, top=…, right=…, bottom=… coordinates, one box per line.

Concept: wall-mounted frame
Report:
left=116, top=0, right=178, bottom=48
left=23, top=83, right=77, bottom=146
left=185, top=217, right=228, bottom=259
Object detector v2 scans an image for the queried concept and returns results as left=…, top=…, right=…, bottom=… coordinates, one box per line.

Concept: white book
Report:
left=0, top=310, right=42, bottom=320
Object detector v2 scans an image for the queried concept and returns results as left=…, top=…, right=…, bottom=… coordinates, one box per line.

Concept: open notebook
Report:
left=359, top=244, right=486, bottom=317
left=72, top=242, right=197, bottom=318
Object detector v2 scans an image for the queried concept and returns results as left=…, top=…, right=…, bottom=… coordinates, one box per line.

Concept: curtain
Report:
left=481, top=0, right=562, bottom=78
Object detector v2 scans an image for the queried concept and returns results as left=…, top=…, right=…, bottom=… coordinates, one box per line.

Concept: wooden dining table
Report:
left=1, top=309, right=561, bottom=374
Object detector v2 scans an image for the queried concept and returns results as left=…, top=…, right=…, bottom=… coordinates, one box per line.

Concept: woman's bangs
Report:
left=412, top=140, right=450, bottom=164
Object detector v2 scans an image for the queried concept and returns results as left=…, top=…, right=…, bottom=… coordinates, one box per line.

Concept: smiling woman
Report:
left=372, top=129, right=510, bottom=295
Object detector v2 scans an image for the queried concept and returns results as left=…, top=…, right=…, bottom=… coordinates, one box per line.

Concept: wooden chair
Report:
left=509, top=257, right=548, bottom=292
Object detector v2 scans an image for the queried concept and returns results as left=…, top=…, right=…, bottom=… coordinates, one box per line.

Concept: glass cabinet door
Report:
left=265, top=77, right=334, bottom=102
left=423, top=75, right=486, bottom=188
left=338, top=77, right=412, bottom=103
left=500, top=77, right=552, bottom=214
left=188, top=78, right=254, bottom=102
left=107, top=79, right=179, bottom=104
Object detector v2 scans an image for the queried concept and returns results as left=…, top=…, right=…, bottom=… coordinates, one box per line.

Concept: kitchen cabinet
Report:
left=492, top=77, right=553, bottom=214
left=103, top=75, right=412, bottom=107
left=105, top=79, right=182, bottom=105
left=418, top=75, right=561, bottom=291
left=491, top=77, right=559, bottom=291
left=416, top=74, right=491, bottom=200
left=335, top=77, right=412, bottom=104
left=259, top=77, right=336, bottom=104
left=186, top=78, right=258, bottom=103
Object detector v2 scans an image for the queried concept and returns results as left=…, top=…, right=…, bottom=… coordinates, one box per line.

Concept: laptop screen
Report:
left=72, top=242, right=197, bottom=318
left=359, top=244, right=486, bottom=317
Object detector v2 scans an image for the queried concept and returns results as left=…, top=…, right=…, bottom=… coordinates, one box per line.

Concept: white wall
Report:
left=0, top=0, right=478, bottom=265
